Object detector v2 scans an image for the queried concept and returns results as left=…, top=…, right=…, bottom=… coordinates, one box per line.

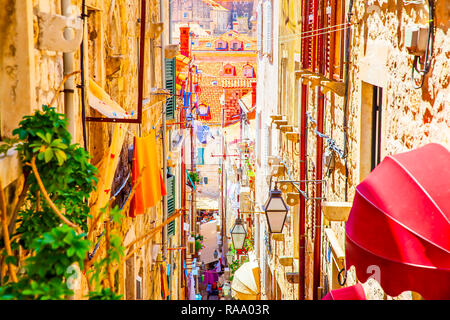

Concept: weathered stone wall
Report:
left=258, top=0, right=448, bottom=300
left=319, top=0, right=448, bottom=300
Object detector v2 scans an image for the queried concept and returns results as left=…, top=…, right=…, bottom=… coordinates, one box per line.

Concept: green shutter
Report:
left=167, top=174, right=176, bottom=237
left=165, top=58, right=176, bottom=120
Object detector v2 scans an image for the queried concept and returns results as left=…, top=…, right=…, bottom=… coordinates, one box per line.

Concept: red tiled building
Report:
left=188, top=31, right=257, bottom=127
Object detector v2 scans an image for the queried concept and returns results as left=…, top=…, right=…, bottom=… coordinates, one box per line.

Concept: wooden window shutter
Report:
left=325, top=0, right=332, bottom=77
left=167, top=173, right=176, bottom=237
left=165, top=58, right=176, bottom=120
left=301, top=0, right=315, bottom=70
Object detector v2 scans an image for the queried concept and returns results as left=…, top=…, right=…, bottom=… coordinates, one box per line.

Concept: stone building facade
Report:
left=0, top=0, right=180, bottom=300
left=254, top=0, right=448, bottom=300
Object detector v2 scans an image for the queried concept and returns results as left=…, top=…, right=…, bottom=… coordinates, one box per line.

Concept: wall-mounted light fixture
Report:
left=230, top=218, right=247, bottom=250
left=263, top=182, right=289, bottom=233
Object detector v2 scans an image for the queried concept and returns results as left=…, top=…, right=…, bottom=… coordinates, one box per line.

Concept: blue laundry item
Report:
left=196, top=123, right=211, bottom=144
left=197, top=147, right=205, bottom=165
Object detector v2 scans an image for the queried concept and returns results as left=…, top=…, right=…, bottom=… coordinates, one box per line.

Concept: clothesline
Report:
left=280, top=24, right=355, bottom=42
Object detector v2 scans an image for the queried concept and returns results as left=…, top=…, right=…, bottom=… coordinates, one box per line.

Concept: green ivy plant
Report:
left=0, top=106, right=124, bottom=300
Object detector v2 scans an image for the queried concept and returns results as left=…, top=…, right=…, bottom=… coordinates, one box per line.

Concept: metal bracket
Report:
left=37, top=11, right=83, bottom=52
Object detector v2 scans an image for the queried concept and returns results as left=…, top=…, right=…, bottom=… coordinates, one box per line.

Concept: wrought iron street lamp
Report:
left=263, top=182, right=289, bottom=233
left=230, top=218, right=247, bottom=250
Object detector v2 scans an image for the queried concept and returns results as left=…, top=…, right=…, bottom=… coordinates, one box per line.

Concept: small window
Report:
left=222, top=64, right=236, bottom=76
left=184, top=12, right=188, bottom=18
left=215, top=40, right=228, bottom=50
left=206, top=42, right=212, bottom=48
left=371, top=86, right=383, bottom=170
left=230, top=40, right=243, bottom=51
left=243, top=64, right=255, bottom=78
left=136, top=275, right=142, bottom=300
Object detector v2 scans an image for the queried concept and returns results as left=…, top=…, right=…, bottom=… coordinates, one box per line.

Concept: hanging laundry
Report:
left=160, top=262, right=169, bottom=300
left=171, top=129, right=186, bottom=150
left=93, top=123, right=129, bottom=219
left=197, top=147, right=205, bottom=165
left=203, top=270, right=219, bottom=285
left=195, top=122, right=212, bottom=144
left=88, top=78, right=129, bottom=119
left=187, top=272, right=196, bottom=300
left=183, top=92, right=192, bottom=107
left=130, top=130, right=167, bottom=217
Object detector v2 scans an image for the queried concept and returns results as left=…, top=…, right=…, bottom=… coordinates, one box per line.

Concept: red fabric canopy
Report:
left=322, top=283, right=366, bottom=300
left=345, top=143, right=450, bottom=300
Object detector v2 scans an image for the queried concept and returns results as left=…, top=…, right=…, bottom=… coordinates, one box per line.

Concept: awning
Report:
left=345, top=143, right=450, bottom=300
left=322, top=283, right=366, bottom=300
left=231, top=261, right=260, bottom=300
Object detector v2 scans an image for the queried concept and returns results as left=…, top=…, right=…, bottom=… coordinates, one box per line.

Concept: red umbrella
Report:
left=322, top=283, right=366, bottom=300
left=345, top=143, right=450, bottom=300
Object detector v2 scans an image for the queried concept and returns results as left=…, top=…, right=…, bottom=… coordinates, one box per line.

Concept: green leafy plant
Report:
left=88, top=288, right=123, bottom=300
left=194, top=234, right=204, bottom=253
left=188, top=171, right=200, bottom=183
left=0, top=105, right=124, bottom=300
left=0, top=225, right=90, bottom=299
left=0, top=137, right=19, bottom=157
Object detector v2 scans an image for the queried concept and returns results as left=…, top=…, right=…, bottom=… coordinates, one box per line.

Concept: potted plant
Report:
left=194, top=234, right=204, bottom=258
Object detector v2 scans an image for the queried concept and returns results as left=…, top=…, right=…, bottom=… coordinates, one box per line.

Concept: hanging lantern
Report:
left=263, top=183, right=289, bottom=233
left=222, top=282, right=231, bottom=296
left=230, top=218, right=247, bottom=250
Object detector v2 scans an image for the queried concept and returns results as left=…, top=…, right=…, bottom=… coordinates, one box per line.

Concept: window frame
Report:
left=371, top=86, right=383, bottom=170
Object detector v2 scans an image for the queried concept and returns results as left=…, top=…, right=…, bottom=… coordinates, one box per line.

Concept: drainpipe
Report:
left=299, top=84, right=307, bottom=300
left=298, top=0, right=310, bottom=301
left=313, top=0, right=325, bottom=300
left=61, top=0, right=76, bottom=142
left=79, top=0, right=88, bottom=150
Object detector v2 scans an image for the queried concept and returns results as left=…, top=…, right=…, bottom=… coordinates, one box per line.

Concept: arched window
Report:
left=230, top=39, right=243, bottom=51
left=243, top=64, right=256, bottom=78
left=222, top=63, right=236, bottom=76
left=215, top=39, right=228, bottom=50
